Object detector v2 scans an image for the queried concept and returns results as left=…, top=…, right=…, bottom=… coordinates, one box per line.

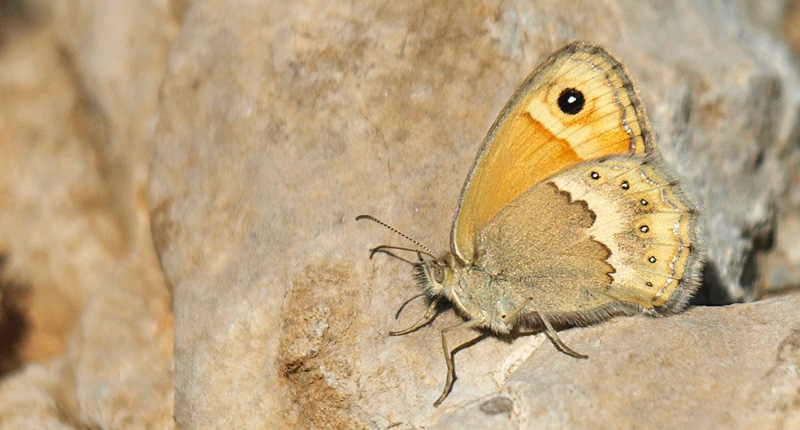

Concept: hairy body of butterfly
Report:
left=363, top=41, right=704, bottom=407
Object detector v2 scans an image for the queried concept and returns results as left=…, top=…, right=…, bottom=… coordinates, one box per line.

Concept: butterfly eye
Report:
left=433, top=266, right=446, bottom=284
left=557, top=88, right=585, bottom=115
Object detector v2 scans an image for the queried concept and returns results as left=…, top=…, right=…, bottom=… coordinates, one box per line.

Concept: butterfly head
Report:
left=415, top=253, right=501, bottom=332
left=414, top=253, right=459, bottom=298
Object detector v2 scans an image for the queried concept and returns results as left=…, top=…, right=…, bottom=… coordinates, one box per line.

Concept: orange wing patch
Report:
left=451, top=43, right=654, bottom=264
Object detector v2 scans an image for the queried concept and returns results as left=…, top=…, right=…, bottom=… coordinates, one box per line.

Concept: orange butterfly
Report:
left=360, top=41, right=703, bottom=406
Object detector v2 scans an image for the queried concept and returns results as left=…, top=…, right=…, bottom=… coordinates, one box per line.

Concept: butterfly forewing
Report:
left=451, top=43, right=653, bottom=265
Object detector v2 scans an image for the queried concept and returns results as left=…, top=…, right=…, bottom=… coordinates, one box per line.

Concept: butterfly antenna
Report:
left=356, top=214, right=436, bottom=259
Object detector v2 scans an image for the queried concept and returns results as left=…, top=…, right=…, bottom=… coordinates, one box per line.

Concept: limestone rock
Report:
left=0, top=2, right=175, bottom=429
left=430, top=294, right=800, bottom=429
left=1, top=0, right=800, bottom=429
left=147, top=0, right=800, bottom=428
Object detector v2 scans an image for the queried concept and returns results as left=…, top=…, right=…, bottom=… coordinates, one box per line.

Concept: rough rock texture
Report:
left=2, top=0, right=800, bottom=429
left=146, top=0, right=800, bottom=428
left=427, top=294, right=800, bottom=429
left=752, top=0, right=800, bottom=297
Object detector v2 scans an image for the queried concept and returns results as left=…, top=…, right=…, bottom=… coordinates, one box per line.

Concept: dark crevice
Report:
left=0, top=256, right=30, bottom=377
left=0, top=0, right=45, bottom=47
left=693, top=206, right=777, bottom=307
left=740, top=206, right=777, bottom=298
left=691, top=262, right=733, bottom=306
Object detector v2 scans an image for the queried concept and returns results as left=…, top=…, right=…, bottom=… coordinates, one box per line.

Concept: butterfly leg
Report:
left=530, top=301, right=587, bottom=359
left=393, top=293, right=427, bottom=319
left=434, top=319, right=483, bottom=407
left=390, top=296, right=441, bottom=336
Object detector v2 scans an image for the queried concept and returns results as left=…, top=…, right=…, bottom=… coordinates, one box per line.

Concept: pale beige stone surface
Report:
left=2, top=0, right=800, bottom=429
left=147, top=0, right=800, bottom=428
left=0, top=362, right=76, bottom=430
left=428, top=294, right=800, bottom=429
left=0, top=1, right=176, bottom=429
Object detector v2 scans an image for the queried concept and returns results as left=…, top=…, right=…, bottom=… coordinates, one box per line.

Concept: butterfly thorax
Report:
left=416, top=253, right=520, bottom=335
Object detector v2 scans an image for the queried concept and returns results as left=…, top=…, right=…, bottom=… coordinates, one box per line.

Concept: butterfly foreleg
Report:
left=393, top=293, right=427, bottom=319
left=389, top=296, right=442, bottom=336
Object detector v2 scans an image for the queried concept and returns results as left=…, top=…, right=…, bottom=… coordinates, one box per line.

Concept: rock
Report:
left=0, top=2, right=175, bottom=429
left=149, top=2, right=798, bottom=428
left=1, top=0, right=800, bottom=428
left=147, top=0, right=800, bottom=428
left=0, top=362, right=76, bottom=430
left=429, top=294, right=800, bottom=429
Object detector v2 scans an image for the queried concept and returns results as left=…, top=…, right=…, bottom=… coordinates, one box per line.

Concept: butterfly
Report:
left=359, top=41, right=704, bottom=406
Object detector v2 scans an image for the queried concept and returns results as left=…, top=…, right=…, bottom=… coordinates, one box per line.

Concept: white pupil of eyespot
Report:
left=567, top=95, right=577, bottom=103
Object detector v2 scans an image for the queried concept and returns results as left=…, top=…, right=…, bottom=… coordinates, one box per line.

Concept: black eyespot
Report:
left=621, top=181, right=630, bottom=190
left=590, top=171, right=600, bottom=180
left=646, top=281, right=653, bottom=287
left=557, top=88, right=585, bottom=115
left=640, top=199, right=648, bottom=206
left=640, top=225, right=649, bottom=233
left=648, top=256, right=657, bottom=263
